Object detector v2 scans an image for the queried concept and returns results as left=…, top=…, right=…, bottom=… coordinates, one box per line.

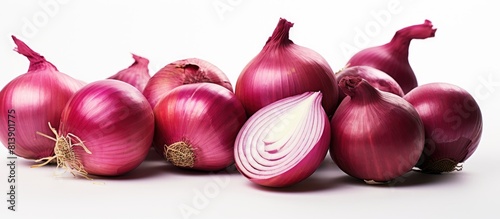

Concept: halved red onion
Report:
left=234, top=92, right=330, bottom=187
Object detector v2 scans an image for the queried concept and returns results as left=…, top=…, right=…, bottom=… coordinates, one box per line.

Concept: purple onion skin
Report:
left=143, top=58, right=233, bottom=109
left=404, top=83, right=483, bottom=173
left=236, top=18, right=338, bottom=117
left=0, top=36, right=85, bottom=160
left=58, top=80, right=154, bottom=176
left=108, top=54, right=150, bottom=92
left=331, top=76, right=424, bottom=183
left=335, top=66, right=404, bottom=105
left=153, top=83, right=247, bottom=171
left=347, top=20, right=437, bottom=94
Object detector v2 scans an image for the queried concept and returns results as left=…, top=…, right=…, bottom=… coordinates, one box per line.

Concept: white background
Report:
left=1, top=0, right=499, bottom=218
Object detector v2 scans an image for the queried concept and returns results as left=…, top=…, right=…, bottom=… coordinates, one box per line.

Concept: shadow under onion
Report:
left=245, top=158, right=346, bottom=193
left=248, top=175, right=342, bottom=193
left=23, top=149, right=167, bottom=180
left=333, top=170, right=467, bottom=188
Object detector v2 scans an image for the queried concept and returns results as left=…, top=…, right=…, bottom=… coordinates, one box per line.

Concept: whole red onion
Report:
left=143, top=58, right=233, bottom=108
left=108, top=53, right=150, bottom=92
left=404, top=83, right=483, bottom=173
left=153, top=83, right=247, bottom=171
left=330, top=76, right=424, bottom=183
left=0, top=36, right=85, bottom=160
left=33, top=80, right=154, bottom=178
left=347, top=20, right=437, bottom=94
left=235, top=18, right=338, bottom=116
left=335, top=66, right=404, bottom=105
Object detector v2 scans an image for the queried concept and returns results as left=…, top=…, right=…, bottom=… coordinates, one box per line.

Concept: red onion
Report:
left=235, top=18, right=338, bottom=116
left=404, top=83, right=483, bottom=173
left=330, top=76, right=424, bottom=183
left=153, top=83, right=246, bottom=171
left=335, top=66, right=404, bottom=105
left=234, top=92, right=330, bottom=187
left=143, top=58, right=233, bottom=108
left=0, top=36, right=85, bottom=160
left=347, top=20, right=437, bottom=94
left=33, top=80, right=154, bottom=178
left=108, top=53, right=150, bottom=92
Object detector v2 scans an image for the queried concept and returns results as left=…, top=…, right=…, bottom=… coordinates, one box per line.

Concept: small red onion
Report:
left=108, top=53, right=150, bottom=92
left=335, top=66, right=404, bottom=105
left=143, top=58, right=233, bottom=108
left=404, top=83, right=483, bottom=173
left=153, top=83, right=247, bottom=171
left=0, top=36, right=85, bottom=160
left=330, top=76, right=424, bottom=183
left=347, top=20, right=437, bottom=94
left=235, top=18, right=338, bottom=116
left=33, top=80, right=154, bottom=178
left=234, top=92, right=330, bottom=187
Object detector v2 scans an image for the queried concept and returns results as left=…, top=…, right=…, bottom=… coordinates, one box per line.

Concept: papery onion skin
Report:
left=56, top=80, right=154, bottom=176
left=0, top=36, right=85, bottom=159
left=234, top=92, right=330, bottom=187
left=235, top=18, right=338, bottom=116
left=347, top=20, right=437, bottom=94
left=331, top=76, right=424, bottom=183
left=404, top=83, right=483, bottom=173
left=153, top=83, right=247, bottom=171
left=108, top=53, right=150, bottom=92
left=335, top=66, right=404, bottom=105
left=143, top=58, right=233, bottom=108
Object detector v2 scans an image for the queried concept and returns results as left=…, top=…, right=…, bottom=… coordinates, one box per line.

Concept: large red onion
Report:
left=335, top=66, right=404, bottom=105
left=33, top=80, right=154, bottom=178
left=108, top=53, right=150, bottom=92
left=0, top=36, right=85, bottom=160
left=347, top=20, right=437, bottom=94
left=143, top=58, right=233, bottom=108
left=330, top=76, right=424, bottom=183
left=404, top=83, right=483, bottom=173
left=235, top=18, right=338, bottom=116
left=234, top=92, right=330, bottom=187
left=153, top=83, right=247, bottom=171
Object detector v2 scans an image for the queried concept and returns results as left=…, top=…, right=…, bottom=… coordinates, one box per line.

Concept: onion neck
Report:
left=131, top=53, right=149, bottom=68
left=387, top=20, right=437, bottom=55
left=11, top=35, right=58, bottom=72
left=339, top=76, right=381, bottom=102
left=265, top=18, right=294, bottom=47
left=181, top=64, right=212, bottom=84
